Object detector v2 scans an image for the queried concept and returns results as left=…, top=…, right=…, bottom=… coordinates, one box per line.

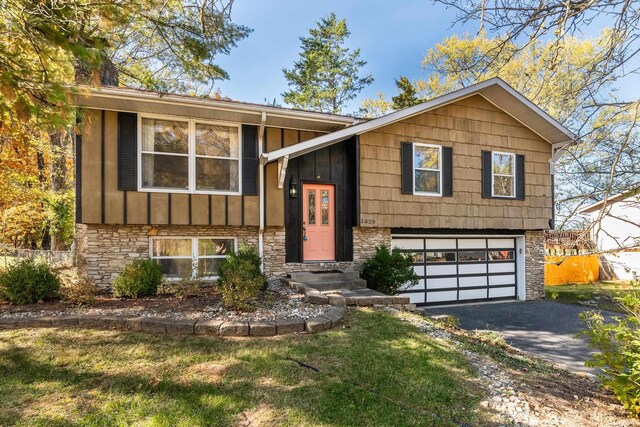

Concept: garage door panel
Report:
left=427, top=290, right=458, bottom=303
left=392, top=238, right=423, bottom=250
left=413, top=265, right=425, bottom=276
left=488, top=238, right=515, bottom=249
left=425, top=264, right=457, bottom=276
left=458, top=264, right=487, bottom=275
left=404, top=292, right=426, bottom=304
left=488, top=263, right=515, bottom=273
left=425, top=239, right=456, bottom=250
left=489, top=274, right=516, bottom=286
left=459, top=276, right=487, bottom=287
left=400, top=279, right=425, bottom=291
left=427, top=277, right=457, bottom=289
left=457, top=238, right=486, bottom=249
left=459, top=289, right=488, bottom=300
left=489, top=287, right=516, bottom=298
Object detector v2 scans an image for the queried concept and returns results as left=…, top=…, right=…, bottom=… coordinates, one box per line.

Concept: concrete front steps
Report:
left=284, top=270, right=416, bottom=311
left=286, top=271, right=366, bottom=291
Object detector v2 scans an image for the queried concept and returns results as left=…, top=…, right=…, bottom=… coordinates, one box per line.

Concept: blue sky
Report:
left=215, top=0, right=635, bottom=113
left=216, top=0, right=473, bottom=113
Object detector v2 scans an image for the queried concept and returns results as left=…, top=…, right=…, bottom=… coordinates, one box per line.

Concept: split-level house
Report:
left=73, top=78, right=574, bottom=306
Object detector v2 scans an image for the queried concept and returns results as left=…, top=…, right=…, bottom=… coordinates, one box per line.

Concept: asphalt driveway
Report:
left=424, top=300, right=618, bottom=373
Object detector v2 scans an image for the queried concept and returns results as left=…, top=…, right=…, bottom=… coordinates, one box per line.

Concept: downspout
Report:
left=258, top=112, right=267, bottom=271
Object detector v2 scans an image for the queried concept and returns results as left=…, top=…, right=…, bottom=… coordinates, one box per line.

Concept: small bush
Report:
left=581, top=273, right=640, bottom=417
left=217, top=245, right=265, bottom=311
left=0, top=259, right=60, bottom=304
left=361, top=246, right=418, bottom=295
left=61, top=278, right=98, bottom=305
left=112, top=259, right=163, bottom=299
left=158, top=272, right=202, bottom=299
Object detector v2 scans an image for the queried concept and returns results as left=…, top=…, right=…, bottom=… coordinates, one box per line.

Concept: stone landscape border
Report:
left=0, top=306, right=346, bottom=337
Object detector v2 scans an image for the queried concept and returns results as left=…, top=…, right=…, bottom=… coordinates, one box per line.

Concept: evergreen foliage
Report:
left=283, top=13, right=373, bottom=114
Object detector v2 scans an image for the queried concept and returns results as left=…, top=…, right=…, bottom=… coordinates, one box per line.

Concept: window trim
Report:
left=491, top=151, right=516, bottom=199
left=412, top=142, right=443, bottom=197
left=149, top=236, right=237, bottom=280
left=137, top=113, right=243, bottom=195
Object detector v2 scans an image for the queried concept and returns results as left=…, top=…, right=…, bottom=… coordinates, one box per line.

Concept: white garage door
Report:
left=392, top=236, right=520, bottom=305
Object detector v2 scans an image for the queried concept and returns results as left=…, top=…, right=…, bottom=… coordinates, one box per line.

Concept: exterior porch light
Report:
left=289, top=178, right=298, bottom=199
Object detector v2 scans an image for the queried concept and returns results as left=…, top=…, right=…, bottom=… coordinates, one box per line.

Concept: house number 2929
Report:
left=360, top=218, right=376, bottom=225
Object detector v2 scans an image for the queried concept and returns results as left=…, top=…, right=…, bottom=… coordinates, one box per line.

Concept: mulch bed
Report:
left=0, top=281, right=332, bottom=322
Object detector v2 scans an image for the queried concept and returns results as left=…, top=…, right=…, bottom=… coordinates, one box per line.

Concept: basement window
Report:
left=150, top=237, right=236, bottom=279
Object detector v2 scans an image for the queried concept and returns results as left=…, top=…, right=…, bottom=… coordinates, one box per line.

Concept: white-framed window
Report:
left=139, top=114, right=241, bottom=194
left=149, top=236, right=237, bottom=280
left=491, top=151, right=516, bottom=198
left=413, top=143, right=442, bottom=196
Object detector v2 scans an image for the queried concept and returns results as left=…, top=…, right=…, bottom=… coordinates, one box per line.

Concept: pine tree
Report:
left=391, top=76, right=421, bottom=109
left=282, top=13, right=373, bottom=114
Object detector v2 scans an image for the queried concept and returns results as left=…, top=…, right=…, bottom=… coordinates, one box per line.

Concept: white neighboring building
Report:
left=579, top=190, right=640, bottom=281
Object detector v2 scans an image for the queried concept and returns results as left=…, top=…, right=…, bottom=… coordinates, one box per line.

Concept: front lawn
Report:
left=0, top=309, right=485, bottom=426
left=545, top=281, right=634, bottom=313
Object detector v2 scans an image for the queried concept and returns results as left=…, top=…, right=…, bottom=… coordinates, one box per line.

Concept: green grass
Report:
left=546, top=281, right=634, bottom=313
left=0, top=310, right=487, bottom=426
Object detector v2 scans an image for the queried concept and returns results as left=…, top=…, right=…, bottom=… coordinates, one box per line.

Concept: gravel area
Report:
left=0, top=281, right=331, bottom=322
left=388, top=308, right=637, bottom=427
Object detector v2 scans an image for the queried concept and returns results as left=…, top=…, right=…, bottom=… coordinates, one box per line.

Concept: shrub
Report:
left=61, top=278, right=98, bottom=305
left=112, top=259, right=163, bottom=298
left=158, top=271, right=202, bottom=299
left=581, top=273, right=640, bottom=418
left=361, top=246, right=418, bottom=295
left=217, top=244, right=265, bottom=311
left=56, top=266, right=98, bottom=305
left=0, top=258, right=60, bottom=304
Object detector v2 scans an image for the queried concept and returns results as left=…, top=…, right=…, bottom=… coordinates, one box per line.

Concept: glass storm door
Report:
left=302, top=184, right=336, bottom=261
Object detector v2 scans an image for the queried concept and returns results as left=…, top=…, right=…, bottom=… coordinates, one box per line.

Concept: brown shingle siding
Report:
left=359, top=95, right=552, bottom=230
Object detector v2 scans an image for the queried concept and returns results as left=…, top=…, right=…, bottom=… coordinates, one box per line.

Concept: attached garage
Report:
left=392, top=235, right=526, bottom=306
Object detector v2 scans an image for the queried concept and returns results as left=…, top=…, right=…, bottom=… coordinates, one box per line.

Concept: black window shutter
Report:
left=481, top=150, right=492, bottom=198
left=118, top=112, right=137, bottom=191
left=242, top=125, right=259, bottom=195
left=516, top=154, right=525, bottom=200
left=401, top=142, right=413, bottom=194
left=442, top=146, right=453, bottom=197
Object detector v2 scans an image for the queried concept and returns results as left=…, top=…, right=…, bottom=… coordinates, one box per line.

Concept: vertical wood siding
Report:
left=80, top=111, right=302, bottom=226
left=359, top=95, right=553, bottom=230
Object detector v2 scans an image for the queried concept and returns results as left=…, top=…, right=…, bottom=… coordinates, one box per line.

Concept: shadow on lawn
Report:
left=0, top=310, right=496, bottom=427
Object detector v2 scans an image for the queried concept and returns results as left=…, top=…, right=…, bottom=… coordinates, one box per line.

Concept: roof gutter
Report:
left=77, top=86, right=356, bottom=126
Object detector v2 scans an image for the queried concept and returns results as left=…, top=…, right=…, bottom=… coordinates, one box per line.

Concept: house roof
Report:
left=73, top=86, right=359, bottom=133
left=264, top=78, right=576, bottom=163
left=578, top=187, right=640, bottom=214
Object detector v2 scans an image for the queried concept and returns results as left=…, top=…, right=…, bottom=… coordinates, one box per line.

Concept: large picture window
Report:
left=150, top=237, right=236, bottom=279
left=413, top=143, right=442, bottom=196
left=491, top=151, right=515, bottom=198
left=140, top=116, right=241, bottom=194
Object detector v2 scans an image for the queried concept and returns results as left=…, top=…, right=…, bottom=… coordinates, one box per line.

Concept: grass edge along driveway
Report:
left=0, top=309, right=487, bottom=427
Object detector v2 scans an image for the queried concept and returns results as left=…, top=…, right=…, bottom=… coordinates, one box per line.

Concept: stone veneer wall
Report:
left=524, top=230, right=546, bottom=300
left=76, top=224, right=258, bottom=288
left=262, top=226, right=392, bottom=277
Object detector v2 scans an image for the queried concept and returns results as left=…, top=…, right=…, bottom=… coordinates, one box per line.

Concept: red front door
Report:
left=302, top=183, right=335, bottom=261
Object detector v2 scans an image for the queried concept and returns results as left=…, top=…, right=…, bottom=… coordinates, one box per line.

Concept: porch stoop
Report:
left=286, top=271, right=366, bottom=291
left=283, top=271, right=416, bottom=311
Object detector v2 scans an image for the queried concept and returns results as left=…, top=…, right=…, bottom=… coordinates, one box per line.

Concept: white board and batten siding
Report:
left=392, top=235, right=527, bottom=306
